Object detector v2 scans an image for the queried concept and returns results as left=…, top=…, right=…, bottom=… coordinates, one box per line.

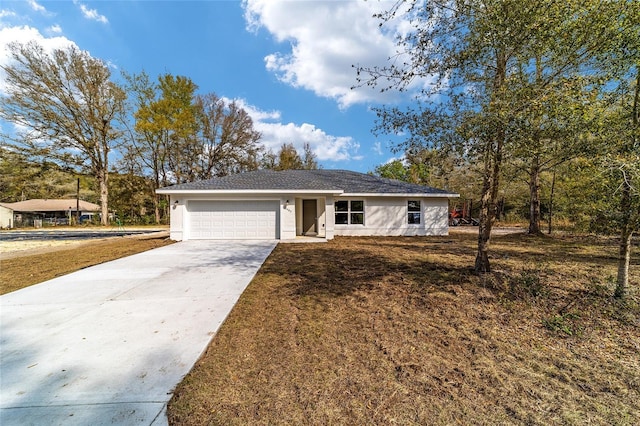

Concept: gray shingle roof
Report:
left=158, top=169, right=457, bottom=196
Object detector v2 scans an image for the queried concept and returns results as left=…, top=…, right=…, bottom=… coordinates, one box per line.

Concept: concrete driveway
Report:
left=0, top=240, right=277, bottom=425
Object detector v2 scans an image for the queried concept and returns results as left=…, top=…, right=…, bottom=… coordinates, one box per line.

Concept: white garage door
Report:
left=188, top=200, right=279, bottom=239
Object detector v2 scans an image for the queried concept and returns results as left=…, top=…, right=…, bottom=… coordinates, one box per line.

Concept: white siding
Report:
left=333, top=197, right=449, bottom=236
left=166, top=194, right=450, bottom=241
left=0, top=206, right=13, bottom=228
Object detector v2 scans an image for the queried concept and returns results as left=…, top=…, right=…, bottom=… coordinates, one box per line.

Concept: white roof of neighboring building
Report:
left=2, top=199, right=101, bottom=212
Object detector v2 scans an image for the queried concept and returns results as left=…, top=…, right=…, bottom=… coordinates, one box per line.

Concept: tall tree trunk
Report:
left=476, top=169, right=494, bottom=272
left=152, top=190, right=161, bottom=224
left=154, top=196, right=161, bottom=224
left=475, top=52, right=506, bottom=273
left=529, top=56, right=543, bottom=236
left=475, top=134, right=503, bottom=273
left=150, top=178, right=161, bottom=224
left=615, top=70, right=639, bottom=298
left=98, top=169, right=109, bottom=226
left=615, top=179, right=633, bottom=298
left=548, top=169, right=556, bottom=234
left=529, top=155, right=542, bottom=235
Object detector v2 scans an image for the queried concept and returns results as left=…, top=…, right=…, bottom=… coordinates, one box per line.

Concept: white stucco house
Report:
left=156, top=169, right=459, bottom=241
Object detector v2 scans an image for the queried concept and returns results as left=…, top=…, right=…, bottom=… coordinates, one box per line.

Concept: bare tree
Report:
left=194, top=94, right=261, bottom=178
left=1, top=42, right=124, bottom=225
left=302, top=142, right=319, bottom=170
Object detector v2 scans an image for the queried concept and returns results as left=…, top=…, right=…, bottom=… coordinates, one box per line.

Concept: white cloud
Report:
left=243, top=0, right=418, bottom=109
left=228, top=97, right=360, bottom=162
left=0, top=10, right=17, bottom=19
left=0, top=25, right=77, bottom=94
left=75, top=1, right=108, bottom=24
left=373, top=141, right=383, bottom=155
left=27, top=0, right=46, bottom=14
left=47, top=24, right=62, bottom=34
left=231, top=99, right=281, bottom=122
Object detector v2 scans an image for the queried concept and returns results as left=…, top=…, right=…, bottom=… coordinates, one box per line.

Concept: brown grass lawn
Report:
left=168, top=232, right=640, bottom=425
left=0, top=235, right=174, bottom=295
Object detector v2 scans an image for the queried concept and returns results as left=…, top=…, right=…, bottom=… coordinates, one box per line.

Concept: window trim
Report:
left=335, top=199, right=365, bottom=225
left=407, top=200, right=421, bottom=225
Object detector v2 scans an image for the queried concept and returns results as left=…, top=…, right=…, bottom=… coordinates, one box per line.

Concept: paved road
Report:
left=0, top=240, right=277, bottom=425
left=0, top=230, right=165, bottom=241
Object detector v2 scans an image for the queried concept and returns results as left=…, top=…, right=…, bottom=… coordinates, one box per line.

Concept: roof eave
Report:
left=156, top=189, right=344, bottom=195
left=340, top=192, right=460, bottom=198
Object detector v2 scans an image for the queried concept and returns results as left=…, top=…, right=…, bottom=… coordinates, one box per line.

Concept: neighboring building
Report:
left=156, top=169, right=459, bottom=241
left=0, top=203, right=14, bottom=229
left=3, top=199, right=101, bottom=227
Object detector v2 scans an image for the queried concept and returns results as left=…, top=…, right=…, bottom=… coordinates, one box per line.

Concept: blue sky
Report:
left=0, top=0, right=420, bottom=173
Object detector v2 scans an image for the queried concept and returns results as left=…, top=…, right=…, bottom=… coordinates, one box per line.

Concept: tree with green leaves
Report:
left=505, top=0, right=638, bottom=235
left=154, top=74, right=199, bottom=185
left=358, top=0, right=636, bottom=272
left=121, top=70, right=168, bottom=223
left=275, top=143, right=303, bottom=170
left=601, top=7, right=639, bottom=299
left=0, top=42, right=125, bottom=225
left=373, top=159, right=409, bottom=182
left=606, top=70, right=640, bottom=298
left=123, top=73, right=199, bottom=223
left=123, top=73, right=263, bottom=224
left=108, top=170, right=156, bottom=225
left=0, top=145, right=82, bottom=202
left=360, top=1, right=547, bottom=271
left=507, top=76, right=604, bottom=235
left=373, top=147, right=456, bottom=189
left=262, top=142, right=318, bottom=171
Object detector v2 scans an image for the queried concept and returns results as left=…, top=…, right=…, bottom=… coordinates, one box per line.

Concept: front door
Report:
left=302, top=199, right=317, bottom=235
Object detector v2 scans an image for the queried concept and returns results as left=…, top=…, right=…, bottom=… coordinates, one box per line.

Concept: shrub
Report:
left=508, top=267, right=549, bottom=300
left=543, top=312, right=582, bottom=336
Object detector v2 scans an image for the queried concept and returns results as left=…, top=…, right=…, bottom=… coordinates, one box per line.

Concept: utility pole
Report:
left=76, top=177, right=80, bottom=224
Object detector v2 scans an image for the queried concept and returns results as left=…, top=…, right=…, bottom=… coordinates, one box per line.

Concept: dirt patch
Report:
left=0, top=231, right=169, bottom=260
left=1, top=239, right=96, bottom=259
left=168, top=233, right=639, bottom=425
left=449, top=226, right=526, bottom=235
left=0, top=232, right=173, bottom=295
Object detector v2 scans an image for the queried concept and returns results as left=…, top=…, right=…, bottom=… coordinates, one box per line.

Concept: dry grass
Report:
left=0, top=234, right=174, bottom=295
left=168, top=232, right=639, bottom=425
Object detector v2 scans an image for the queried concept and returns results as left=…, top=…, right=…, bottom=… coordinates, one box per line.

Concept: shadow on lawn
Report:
left=492, top=233, right=640, bottom=266
left=262, top=233, right=638, bottom=303
left=261, top=240, right=474, bottom=299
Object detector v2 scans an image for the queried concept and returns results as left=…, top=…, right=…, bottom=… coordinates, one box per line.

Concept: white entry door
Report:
left=188, top=200, right=279, bottom=239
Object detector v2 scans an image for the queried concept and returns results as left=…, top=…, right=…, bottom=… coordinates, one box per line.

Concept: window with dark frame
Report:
left=408, top=200, right=421, bottom=224
left=335, top=200, right=348, bottom=224
left=335, top=200, right=364, bottom=225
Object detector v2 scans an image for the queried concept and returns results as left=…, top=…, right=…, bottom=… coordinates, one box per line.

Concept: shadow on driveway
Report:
left=0, top=240, right=276, bottom=426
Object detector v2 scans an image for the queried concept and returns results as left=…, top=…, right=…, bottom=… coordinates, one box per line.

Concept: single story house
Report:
left=3, top=199, right=101, bottom=227
left=156, top=169, right=459, bottom=241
